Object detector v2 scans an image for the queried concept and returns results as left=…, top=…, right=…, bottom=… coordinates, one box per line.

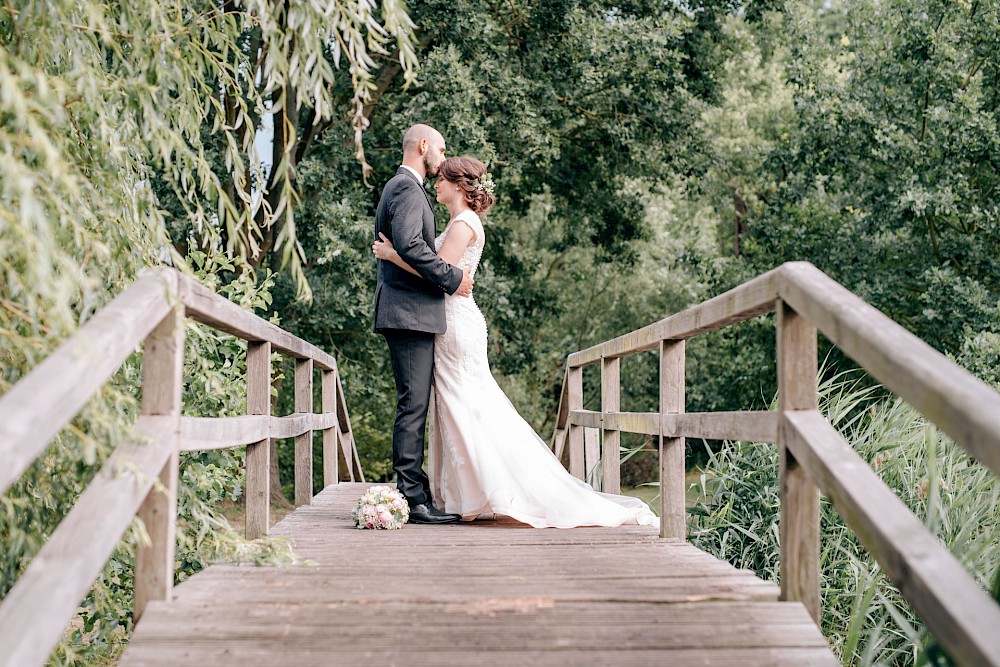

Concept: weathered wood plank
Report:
left=660, top=340, right=686, bottom=540
left=135, top=600, right=817, bottom=625
left=134, top=308, right=184, bottom=623
left=550, top=367, right=570, bottom=453
left=776, top=300, right=820, bottom=624
left=335, top=371, right=363, bottom=483
left=177, top=414, right=338, bottom=451
left=784, top=410, right=1000, bottom=667
left=663, top=411, right=778, bottom=443
left=0, top=417, right=173, bottom=667
left=568, top=409, right=603, bottom=429
left=177, top=273, right=337, bottom=371
left=777, top=261, right=1000, bottom=478
left=567, top=367, right=584, bottom=480
left=130, top=616, right=827, bottom=648
left=567, top=266, right=781, bottom=367
left=552, top=428, right=568, bottom=467
left=122, top=645, right=837, bottom=667
left=121, top=483, right=834, bottom=667
left=601, top=356, right=621, bottom=494
left=320, top=370, right=337, bottom=487
left=567, top=410, right=777, bottom=443
left=272, top=413, right=336, bottom=440
left=604, top=411, right=660, bottom=435
left=0, top=268, right=175, bottom=496
left=294, top=359, right=314, bottom=506
left=245, top=341, right=271, bottom=539
left=584, top=427, right=601, bottom=489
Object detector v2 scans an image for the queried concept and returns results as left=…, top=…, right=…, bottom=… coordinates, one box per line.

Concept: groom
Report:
left=373, top=124, right=473, bottom=525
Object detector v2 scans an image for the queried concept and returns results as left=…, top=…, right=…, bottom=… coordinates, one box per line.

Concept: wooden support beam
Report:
left=567, top=367, right=584, bottom=480
left=294, top=359, right=314, bottom=507
left=0, top=418, right=172, bottom=667
left=134, top=307, right=185, bottom=623
left=551, top=368, right=570, bottom=464
left=321, top=370, right=338, bottom=488
left=778, top=262, right=1000, bottom=478
left=334, top=372, right=363, bottom=482
left=0, top=268, right=175, bottom=496
left=784, top=410, right=1000, bottom=667
left=568, top=267, right=781, bottom=367
left=601, top=357, right=621, bottom=494
left=178, top=273, right=337, bottom=371
left=584, top=428, right=601, bottom=489
left=663, top=411, right=778, bottom=443
left=777, top=300, right=820, bottom=624
left=245, top=341, right=271, bottom=540
left=659, top=340, right=686, bottom=539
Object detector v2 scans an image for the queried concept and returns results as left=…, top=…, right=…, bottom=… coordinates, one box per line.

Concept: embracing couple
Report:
left=372, top=124, right=656, bottom=528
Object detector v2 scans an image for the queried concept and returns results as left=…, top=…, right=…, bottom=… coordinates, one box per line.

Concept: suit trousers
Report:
left=382, top=329, right=435, bottom=507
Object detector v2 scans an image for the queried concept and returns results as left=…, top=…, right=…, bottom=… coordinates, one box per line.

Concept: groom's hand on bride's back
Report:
left=456, top=269, right=474, bottom=297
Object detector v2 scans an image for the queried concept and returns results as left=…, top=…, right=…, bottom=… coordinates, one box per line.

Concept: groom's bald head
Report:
left=402, top=124, right=446, bottom=178
left=402, top=124, right=444, bottom=154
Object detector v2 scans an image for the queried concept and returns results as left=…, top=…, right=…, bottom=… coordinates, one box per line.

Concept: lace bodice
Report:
left=434, top=209, right=485, bottom=276
left=426, top=206, right=656, bottom=529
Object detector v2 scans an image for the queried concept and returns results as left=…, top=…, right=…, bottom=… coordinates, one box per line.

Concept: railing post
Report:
left=335, top=372, right=361, bottom=482
left=134, top=305, right=184, bottom=623
left=321, top=368, right=338, bottom=488
left=568, top=366, right=585, bottom=480
left=659, top=340, right=685, bottom=539
left=777, top=299, right=820, bottom=623
left=551, top=368, right=570, bottom=466
left=245, top=341, right=271, bottom=539
left=602, top=356, right=621, bottom=494
left=584, top=428, right=601, bottom=489
left=294, top=359, right=314, bottom=506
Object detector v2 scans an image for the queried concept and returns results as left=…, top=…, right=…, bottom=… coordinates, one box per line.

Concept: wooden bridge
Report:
left=1, top=262, right=999, bottom=665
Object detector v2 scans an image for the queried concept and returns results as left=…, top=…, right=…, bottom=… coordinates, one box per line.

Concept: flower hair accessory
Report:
left=472, top=173, right=495, bottom=195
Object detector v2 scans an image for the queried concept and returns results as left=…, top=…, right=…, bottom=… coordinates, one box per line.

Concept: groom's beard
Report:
left=424, top=154, right=440, bottom=178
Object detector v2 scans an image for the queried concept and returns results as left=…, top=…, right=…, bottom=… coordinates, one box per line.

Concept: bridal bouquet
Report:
left=352, top=485, right=410, bottom=529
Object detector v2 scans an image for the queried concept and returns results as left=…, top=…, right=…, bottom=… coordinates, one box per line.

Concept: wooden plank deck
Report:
left=121, top=483, right=837, bottom=666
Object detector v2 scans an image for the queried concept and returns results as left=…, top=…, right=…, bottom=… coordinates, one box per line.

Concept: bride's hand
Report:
left=372, top=232, right=395, bottom=260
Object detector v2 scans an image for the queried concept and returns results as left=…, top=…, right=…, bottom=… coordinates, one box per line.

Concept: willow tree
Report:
left=0, top=0, right=416, bottom=662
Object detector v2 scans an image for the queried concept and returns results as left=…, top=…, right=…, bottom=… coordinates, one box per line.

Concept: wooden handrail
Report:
left=552, top=260, right=1000, bottom=667
left=0, top=417, right=174, bottom=667
left=778, top=262, right=1000, bottom=477
left=0, top=267, right=359, bottom=667
left=0, top=269, right=177, bottom=496
left=177, top=273, right=338, bottom=371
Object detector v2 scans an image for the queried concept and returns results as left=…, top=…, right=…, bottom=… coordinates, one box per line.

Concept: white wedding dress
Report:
left=427, top=209, right=658, bottom=528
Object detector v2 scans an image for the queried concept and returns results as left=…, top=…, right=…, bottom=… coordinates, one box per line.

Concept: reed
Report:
left=689, top=373, right=1000, bottom=666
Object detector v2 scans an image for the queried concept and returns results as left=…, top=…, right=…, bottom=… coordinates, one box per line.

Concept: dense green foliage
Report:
left=2, top=0, right=998, bottom=664
left=0, top=0, right=415, bottom=662
left=255, top=0, right=999, bottom=478
left=690, top=375, right=1000, bottom=665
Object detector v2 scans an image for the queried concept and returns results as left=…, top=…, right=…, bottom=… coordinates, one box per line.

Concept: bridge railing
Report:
left=550, top=261, right=1000, bottom=667
left=0, top=267, right=361, bottom=666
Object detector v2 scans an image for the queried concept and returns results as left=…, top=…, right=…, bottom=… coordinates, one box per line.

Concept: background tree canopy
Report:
left=251, top=0, right=1000, bottom=477
left=2, top=0, right=998, bottom=664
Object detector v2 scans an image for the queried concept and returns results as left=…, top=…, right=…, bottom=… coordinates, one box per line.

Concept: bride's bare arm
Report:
left=373, top=220, right=475, bottom=274
left=373, top=232, right=421, bottom=276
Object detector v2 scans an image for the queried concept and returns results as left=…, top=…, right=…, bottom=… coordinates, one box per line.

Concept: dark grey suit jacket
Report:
left=373, top=167, right=463, bottom=334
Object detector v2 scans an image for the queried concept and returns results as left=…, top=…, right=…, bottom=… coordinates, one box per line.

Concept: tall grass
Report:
left=688, top=374, right=1000, bottom=666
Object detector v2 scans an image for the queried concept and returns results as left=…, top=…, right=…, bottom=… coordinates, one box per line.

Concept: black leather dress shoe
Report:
left=409, top=503, right=461, bottom=524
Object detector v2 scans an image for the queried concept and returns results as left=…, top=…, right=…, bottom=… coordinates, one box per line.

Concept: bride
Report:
left=373, top=156, right=656, bottom=528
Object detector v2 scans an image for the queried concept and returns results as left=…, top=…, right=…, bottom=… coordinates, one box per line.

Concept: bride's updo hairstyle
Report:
left=439, top=156, right=495, bottom=214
